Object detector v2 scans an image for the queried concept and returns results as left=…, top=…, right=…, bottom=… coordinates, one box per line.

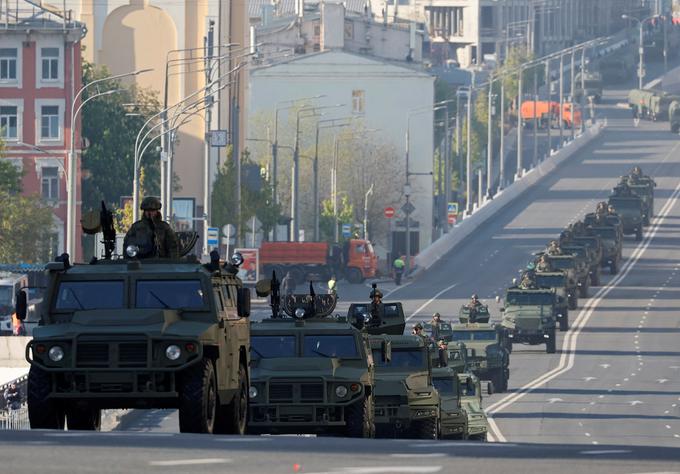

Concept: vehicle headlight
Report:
left=230, top=252, right=244, bottom=266
left=294, top=308, right=306, bottom=319
left=335, top=385, right=348, bottom=398
left=48, top=345, right=64, bottom=362
left=249, top=386, right=258, bottom=399
left=165, top=344, right=181, bottom=361
left=126, top=245, right=139, bottom=258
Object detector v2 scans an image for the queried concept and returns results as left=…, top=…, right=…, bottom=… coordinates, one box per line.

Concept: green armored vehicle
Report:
left=572, top=233, right=604, bottom=282
left=626, top=182, right=655, bottom=226
left=450, top=318, right=509, bottom=392
left=561, top=240, right=601, bottom=287
left=423, top=320, right=453, bottom=342
left=432, top=367, right=467, bottom=439
left=628, top=89, right=676, bottom=121
left=670, top=100, right=680, bottom=133
left=534, top=272, right=571, bottom=331
left=369, top=335, right=440, bottom=439
left=540, top=253, right=586, bottom=303
left=458, top=304, right=491, bottom=323
left=21, top=250, right=251, bottom=434
left=458, top=373, right=488, bottom=441
left=500, top=287, right=558, bottom=353
left=248, top=279, right=377, bottom=437
left=609, top=192, right=644, bottom=241
left=574, top=71, right=603, bottom=103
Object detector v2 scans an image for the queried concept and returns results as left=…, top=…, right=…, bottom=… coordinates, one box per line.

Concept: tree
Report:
left=80, top=61, right=161, bottom=214
left=319, top=195, right=354, bottom=241
left=0, top=139, right=57, bottom=263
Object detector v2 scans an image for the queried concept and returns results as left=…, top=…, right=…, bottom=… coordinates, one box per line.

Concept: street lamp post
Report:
left=622, top=14, right=658, bottom=91
left=66, top=68, right=151, bottom=259
left=363, top=183, right=374, bottom=240
left=516, top=65, right=523, bottom=179
left=499, top=78, right=505, bottom=190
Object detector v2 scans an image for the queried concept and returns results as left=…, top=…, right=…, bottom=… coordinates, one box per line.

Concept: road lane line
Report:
left=149, top=458, right=232, bottom=466
left=486, top=170, right=680, bottom=442
left=407, top=283, right=458, bottom=321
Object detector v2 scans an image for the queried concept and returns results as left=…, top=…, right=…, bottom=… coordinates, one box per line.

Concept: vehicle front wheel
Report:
left=411, top=416, right=438, bottom=440
left=590, top=269, right=600, bottom=286
left=345, top=395, right=374, bottom=438
left=345, top=267, right=364, bottom=284
left=568, top=293, right=578, bottom=310
left=559, top=311, right=569, bottom=332
left=28, top=365, right=65, bottom=430
left=214, top=363, right=248, bottom=435
left=546, top=331, right=557, bottom=354
left=178, top=358, right=218, bottom=434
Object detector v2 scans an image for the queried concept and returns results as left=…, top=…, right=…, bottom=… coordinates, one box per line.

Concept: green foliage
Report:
left=0, top=139, right=57, bottom=263
left=319, top=195, right=354, bottom=242
left=80, top=61, right=161, bottom=214
left=211, top=149, right=281, bottom=241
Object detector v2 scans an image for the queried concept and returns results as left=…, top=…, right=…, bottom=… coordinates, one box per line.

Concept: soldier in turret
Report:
left=607, top=204, right=618, bottom=217
left=518, top=270, right=537, bottom=289
left=536, top=254, right=552, bottom=273
left=123, top=197, right=179, bottom=259
left=546, top=240, right=562, bottom=256
left=368, top=285, right=384, bottom=326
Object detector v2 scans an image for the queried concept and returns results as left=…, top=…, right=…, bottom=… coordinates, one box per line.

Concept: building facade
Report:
left=0, top=2, right=86, bottom=261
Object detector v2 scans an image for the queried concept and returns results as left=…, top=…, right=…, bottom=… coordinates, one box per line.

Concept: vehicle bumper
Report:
left=440, top=419, right=467, bottom=438
left=508, top=329, right=553, bottom=345
left=248, top=402, right=355, bottom=434
left=374, top=404, right=437, bottom=432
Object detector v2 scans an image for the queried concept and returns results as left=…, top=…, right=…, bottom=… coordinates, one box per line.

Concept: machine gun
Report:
left=80, top=201, right=117, bottom=260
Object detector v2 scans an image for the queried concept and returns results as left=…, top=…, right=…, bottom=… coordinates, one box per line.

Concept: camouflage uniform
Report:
left=536, top=257, right=552, bottom=273
left=546, top=240, right=562, bottom=256
left=518, top=271, right=537, bottom=289
left=124, top=197, right=179, bottom=259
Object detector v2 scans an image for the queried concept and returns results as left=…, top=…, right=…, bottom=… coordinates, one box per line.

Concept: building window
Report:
left=41, top=47, right=59, bottom=81
left=352, top=90, right=365, bottom=114
left=0, top=48, right=17, bottom=81
left=0, top=106, right=18, bottom=139
left=40, top=105, right=60, bottom=139
left=41, top=166, right=59, bottom=201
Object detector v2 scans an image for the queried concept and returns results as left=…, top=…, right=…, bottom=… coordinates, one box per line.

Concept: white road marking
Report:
left=409, top=442, right=517, bottom=448
left=629, top=401, right=644, bottom=406
left=212, top=437, right=272, bottom=442
left=658, top=379, right=669, bottom=384
left=485, top=168, right=680, bottom=442
left=580, top=449, right=631, bottom=455
left=547, top=398, right=564, bottom=404
left=583, top=376, right=597, bottom=381
left=407, top=283, right=458, bottom=320
left=305, top=468, right=443, bottom=474
left=149, top=458, right=232, bottom=466
left=599, top=364, right=611, bottom=369
left=390, top=453, right=446, bottom=458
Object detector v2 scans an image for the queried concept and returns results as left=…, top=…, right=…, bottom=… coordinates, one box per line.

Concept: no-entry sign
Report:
left=384, top=207, right=395, bottom=218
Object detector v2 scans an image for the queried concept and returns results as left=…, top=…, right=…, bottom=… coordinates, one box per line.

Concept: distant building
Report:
left=0, top=1, right=86, bottom=261
left=249, top=3, right=435, bottom=252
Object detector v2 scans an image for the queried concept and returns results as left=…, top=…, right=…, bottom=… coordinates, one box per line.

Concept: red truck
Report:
left=520, top=100, right=582, bottom=129
left=259, top=239, right=378, bottom=284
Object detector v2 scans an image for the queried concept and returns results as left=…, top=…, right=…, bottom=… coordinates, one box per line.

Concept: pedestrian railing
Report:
left=0, top=405, right=29, bottom=430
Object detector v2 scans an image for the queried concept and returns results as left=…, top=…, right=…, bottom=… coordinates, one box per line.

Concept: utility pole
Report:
left=516, top=66, right=523, bottom=178
left=486, top=77, right=494, bottom=197
left=545, top=59, right=551, bottom=156
left=559, top=53, right=564, bottom=145
left=532, top=65, right=538, bottom=167
left=466, top=79, right=473, bottom=214
left=570, top=49, right=575, bottom=140
left=203, top=20, right=215, bottom=256
left=364, top=183, right=374, bottom=240
left=499, top=78, right=505, bottom=190
left=443, top=106, right=452, bottom=234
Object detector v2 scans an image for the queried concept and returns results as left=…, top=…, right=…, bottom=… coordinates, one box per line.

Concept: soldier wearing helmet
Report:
left=368, top=284, right=384, bottom=326
left=546, top=240, right=562, bottom=256
left=123, top=197, right=179, bottom=259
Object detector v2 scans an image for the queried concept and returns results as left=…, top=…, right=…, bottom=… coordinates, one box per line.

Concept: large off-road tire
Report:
left=546, top=330, right=557, bottom=354
left=471, top=432, right=488, bottom=442
left=579, top=280, right=588, bottom=298
left=635, top=227, right=643, bottom=242
left=214, top=363, right=248, bottom=435
left=590, top=269, right=600, bottom=286
left=66, top=406, right=101, bottom=431
left=345, top=396, right=374, bottom=438
left=411, top=416, right=438, bottom=440
left=610, top=259, right=618, bottom=275
left=559, top=310, right=569, bottom=332
left=345, top=267, right=364, bottom=284
left=178, top=358, right=218, bottom=434
left=27, top=365, right=65, bottom=430
left=568, top=292, right=578, bottom=310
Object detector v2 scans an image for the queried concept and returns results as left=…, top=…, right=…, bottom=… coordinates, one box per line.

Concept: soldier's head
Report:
left=608, top=204, right=616, bottom=214
left=140, top=196, right=162, bottom=219
left=632, top=166, right=642, bottom=176
left=539, top=254, right=548, bottom=263
left=9, top=383, right=16, bottom=390
left=438, top=339, right=448, bottom=349
left=370, top=285, right=383, bottom=302
left=471, top=294, right=479, bottom=302
left=433, top=312, right=441, bottom=321
left=412, top=322, right=423, bottom=335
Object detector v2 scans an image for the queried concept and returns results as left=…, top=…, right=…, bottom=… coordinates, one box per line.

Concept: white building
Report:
left=248, top=49, right=435, bottom=253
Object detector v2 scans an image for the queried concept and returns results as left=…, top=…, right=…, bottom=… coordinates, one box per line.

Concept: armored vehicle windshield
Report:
left=609, top=197, right=642, bottom=211
left=506, top=291, right=555, bottom=306
left=450, top=330, right=497, bottom=342
left=535, top=274, right=567, bottom=287
left=432, top=373, right=460, bottom=395
left=251, top=332, right=360, bottom=359
left=372, top=346, right=427, bottom=370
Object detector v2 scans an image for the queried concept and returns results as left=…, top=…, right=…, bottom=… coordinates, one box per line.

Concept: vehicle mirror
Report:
left=15, top=290, right=27, bottom=321
left=237, top=288, right=251, bottom=318
left=255, top=279, right=272, bottom=297
left=381, top=340, right=392, bottom=363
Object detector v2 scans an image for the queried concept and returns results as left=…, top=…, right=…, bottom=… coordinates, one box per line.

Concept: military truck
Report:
left=561, top=241, right=601, bottom=287
left=543, top=253, right=588, bottom=302
left=626, top=182, right=654, bottom=226
left=628, top=89, right=677, bottom=121
left=458, top=373, right=488, bottom=441
left=534, top=272, right=571, bottom=331
left=574, top=71, right=603, bottom=103
left=670, top=100, right=680, bottom=133
left=588, top=225, right=623, bottom=274
left=369, top=335, right=440, bottom=439
left=248, top=282, right=377, bottom=437
left=572, top=234, right=604, bottom=283
left=423, top=320, right=453, bottom=342
left=500, top=287, right=558, bottom=354
left=449, top=321, right=510, bottom=392
left=21, top=251, right=251, bottom=434
left=432, top=367, right=467, bottom=439
left=608, top=194, right=644, bottom=241
left=599, top=48, right=635, bottom=84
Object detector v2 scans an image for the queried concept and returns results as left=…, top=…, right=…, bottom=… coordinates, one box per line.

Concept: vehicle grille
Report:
left=300, top=383, right=324, bottom=402
left=268, top=379, right=325, bottom=403
left=269, top=384, right=293, bottom=402
left=75, top=339, right=149, bottom=368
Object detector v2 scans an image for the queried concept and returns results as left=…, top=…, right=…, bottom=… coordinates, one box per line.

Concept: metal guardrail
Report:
left=0, top=374, right=28, bottom=430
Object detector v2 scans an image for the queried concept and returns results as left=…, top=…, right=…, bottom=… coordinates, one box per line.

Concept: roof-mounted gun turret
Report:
left=256, top=274, right=337, bottom=320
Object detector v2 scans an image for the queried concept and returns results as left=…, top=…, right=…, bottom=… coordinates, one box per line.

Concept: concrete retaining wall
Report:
left=414, top=121, right=605, bottom=274
left=0, top=337, right=30, bottom=369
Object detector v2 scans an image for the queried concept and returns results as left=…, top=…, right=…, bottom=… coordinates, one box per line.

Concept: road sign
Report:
left=342, top=224, right=352, bottom=238
left=401, top=201, right=415, bottom=215
left=447, top=202, right=459, bottom=215
left=448, top=214, right=457, bottom=225
left=207, top=227, right=219, bottom=246
left=384, top=207, right=395, bottom=218
left=209, top=130, right=228, bottom=147
left=222, top=224, right=236, bottom=236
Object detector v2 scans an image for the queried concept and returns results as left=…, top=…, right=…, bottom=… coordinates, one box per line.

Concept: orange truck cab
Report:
left=259, top=239, right=378, bottom=284
left=521, top=101, right=581, bottom=129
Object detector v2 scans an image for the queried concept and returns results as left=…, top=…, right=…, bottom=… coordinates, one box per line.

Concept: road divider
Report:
left=413, top=121, right=606, bottom=277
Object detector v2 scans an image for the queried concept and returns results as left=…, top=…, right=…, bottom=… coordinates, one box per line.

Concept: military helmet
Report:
left=370, top=288, right=383, bottom=299
left=140, top=196, right=162, bottom=211
left=413, top=322, right=423, bottom=330
left=632, top=166, right=642, bottom=175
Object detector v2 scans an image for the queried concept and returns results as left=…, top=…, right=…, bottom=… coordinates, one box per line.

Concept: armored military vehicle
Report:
left=500, top=287, right=558, bottom=354
left=21, top=249, right=251, bottom=434
left=599, top=48, right=635, bottom=84
left=449, top=320, right=510, bottom=393
left=538, top=253, right=585, bottom=303
left=423, top=320, right=453, bottom=342
left=572, top=234, right=604, bottom=283
left=574, top=71, right=603, bottom=103
left=432, top=367, right=467, bottom=439
left=561, top=241, right=601, bottom=287
left=625, top=181, right=655, bottom=226
left=628, top=89, right=677, bottom=121
left=458, top=304, right=491, bottom=323
left=534, top=272, right=571, bottom=331
left=369, top=335, right=440, bottom=439
left=608, top=190, right=644, bottom=241
left=347, top=301, right=406, bottom=336
left=248, top=279, right=377, bottom=437
left=458, top=373, right=488, bottom=441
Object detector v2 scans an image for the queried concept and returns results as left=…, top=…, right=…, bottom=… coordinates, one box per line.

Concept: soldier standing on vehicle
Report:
left=124, top=197, right=179, bottom=259
left=411, top=322, right=427, bottom=342
left=518, top=271, right=537, bottom=289
left=546, top=240, right=562, bottom=255
left=607, top=204, right=618, bottom=216
left=393, top=256, right=405, bottom=285
left=536, top=254, right=552, bottom=273
left=3, top=383, right=20, bottom=411
left=436, top=340, right=449, bottom=368
left=430, top=312, right=443, bottom=341
left=368, top=285, right=384, bottom=326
